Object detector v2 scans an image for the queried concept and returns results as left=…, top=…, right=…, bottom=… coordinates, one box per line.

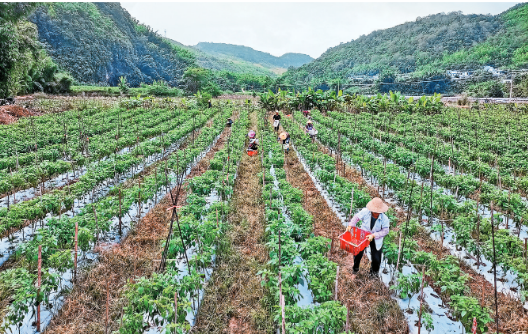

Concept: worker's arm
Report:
left=371, top=215, right=390, bottom=239
left=346, top=208, right=367, bottom=231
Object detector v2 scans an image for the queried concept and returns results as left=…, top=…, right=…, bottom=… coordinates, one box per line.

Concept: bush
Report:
left=142, top=80, right=181, bottom=97
left=118, top=76, right=129, bottom=94
left=465, top=80, right=506, bottom=98
left=195, top=91, right=212, bottom=108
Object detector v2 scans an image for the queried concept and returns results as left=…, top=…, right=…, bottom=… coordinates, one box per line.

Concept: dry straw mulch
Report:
left=194, top=111, right=274, bottom=334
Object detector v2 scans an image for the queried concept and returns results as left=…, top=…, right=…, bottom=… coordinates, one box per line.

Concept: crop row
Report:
left=326, top=109, right=528, bottom=200
left=281, top=114, right=495, bottom=332
left=299, top=111, right=528, bottom=295
left=258, top=111, right=346, bottom=332
left=117, top=108, right=250, bottom=333
left=0, top=106, right=235, bottom=333
left=312, top=110, right=528, bottom=231
left=0, top=106, right=197, bottom=197
left=0, top=108, right=219, bottom=238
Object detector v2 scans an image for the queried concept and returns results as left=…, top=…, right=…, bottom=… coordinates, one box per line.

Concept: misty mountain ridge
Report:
left=194, top=42, right=314, bottom=69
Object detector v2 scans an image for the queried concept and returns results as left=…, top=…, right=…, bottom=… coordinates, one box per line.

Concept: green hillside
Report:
left=281, top=3, right=528, bottom=93
left=194, top=42, right=313, bottom=72
left=29, top=2, right=196, bottom=87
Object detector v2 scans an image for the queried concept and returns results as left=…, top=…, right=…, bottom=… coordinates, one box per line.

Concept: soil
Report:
left=274, top=115, right=409, bottom=334
left=0, top=105, right=40, bottom=124
left=44, top=119, right=232, bottom=334
left=193, top=111, right=274, bottom=334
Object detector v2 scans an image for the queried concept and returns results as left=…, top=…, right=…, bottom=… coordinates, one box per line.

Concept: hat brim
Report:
left=366, top=200, right=389, bottom=213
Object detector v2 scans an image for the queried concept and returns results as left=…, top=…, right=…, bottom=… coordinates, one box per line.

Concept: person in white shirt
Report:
left=346, top=197, right=390, bottom=277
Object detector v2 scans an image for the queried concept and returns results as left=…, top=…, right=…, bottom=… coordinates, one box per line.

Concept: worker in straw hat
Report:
left=278, top=132, right=290, bottom=153
left=346, top=197, right=390, bottom=277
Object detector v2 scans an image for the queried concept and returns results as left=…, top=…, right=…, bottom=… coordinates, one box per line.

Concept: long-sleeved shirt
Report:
left=348, top=208, right=390, bottom=250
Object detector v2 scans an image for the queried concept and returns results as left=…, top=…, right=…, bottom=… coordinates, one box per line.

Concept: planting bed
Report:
left=3, top=92, right=528, bottom=334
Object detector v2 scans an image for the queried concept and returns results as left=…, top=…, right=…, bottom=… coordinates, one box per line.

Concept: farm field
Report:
left=0, top=92, right=528, bottom=334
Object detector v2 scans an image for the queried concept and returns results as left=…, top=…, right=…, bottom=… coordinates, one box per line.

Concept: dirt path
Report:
left=273, top=115, right=409, bottom=334
left=44, top=122, right=232, bottom=334
left=304, top=121, right=528, bottom=333
left=194, top=111, right=273, bottom=333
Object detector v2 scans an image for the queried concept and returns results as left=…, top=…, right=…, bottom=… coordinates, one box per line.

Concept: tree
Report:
left=182, top=67, right=209, bottom=94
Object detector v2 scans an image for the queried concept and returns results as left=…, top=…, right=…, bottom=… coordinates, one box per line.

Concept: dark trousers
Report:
left=353, top=241, right=383, bottom=274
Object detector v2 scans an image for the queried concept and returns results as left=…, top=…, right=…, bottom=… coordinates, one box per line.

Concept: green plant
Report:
left=390, top=272, right=422, bottom=305
left=118, top=76, right=129, bottom=94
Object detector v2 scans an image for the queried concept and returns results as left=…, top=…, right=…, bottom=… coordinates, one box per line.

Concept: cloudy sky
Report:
left=121, top=2, right=520, bottom=59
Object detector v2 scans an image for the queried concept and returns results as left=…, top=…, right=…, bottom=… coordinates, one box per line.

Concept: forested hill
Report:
left=29, top=2, right=196, bottom=87
left=164, top=39, right=282, bottom=77
left=282, top=3, right=528, bottom=89
left=194, top=42, right=313, bottom=70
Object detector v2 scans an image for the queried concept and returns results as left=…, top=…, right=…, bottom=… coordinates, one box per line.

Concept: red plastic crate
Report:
left=247, top=150, right=258, bottom=157
left=338, top=227, right=371, bottom=256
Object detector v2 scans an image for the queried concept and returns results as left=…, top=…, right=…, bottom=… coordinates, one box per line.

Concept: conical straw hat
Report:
left=366, top=197, right=388, bottom=213
left=279, top=132, right=288, bottom=140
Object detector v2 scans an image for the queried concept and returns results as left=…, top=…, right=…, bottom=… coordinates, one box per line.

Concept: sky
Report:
left=121, top=2, right=521, bottom=59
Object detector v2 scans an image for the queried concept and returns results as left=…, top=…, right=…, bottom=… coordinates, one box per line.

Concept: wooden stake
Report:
left=345, top=301, right=350, bottom=333
left=417, top=266, right=425, bottom=334
left=279, top=272, right=286, bottom=334
left=334, top=266, right=340, bottom=300
left=216, top=208, right=219, bottom=229
left=37, top=244, right=41, bottom=332
left=174, top=292, right=178, bottom=329
left=106, top=280, right=109, bottom=334
left=93, top=205, right=99, bottom=244
left=119, top=189, right=122, bottom=234
left=490, top=203, right=499, bottom=333
left=74, top=222, right=78, bottom=281
left=348, top=189, right=354, bottom=221
left=395, top=230, right=403, bottom=276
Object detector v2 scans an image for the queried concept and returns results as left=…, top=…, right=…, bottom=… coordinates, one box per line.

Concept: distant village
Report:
left=349, top=66, right=515, bottom=84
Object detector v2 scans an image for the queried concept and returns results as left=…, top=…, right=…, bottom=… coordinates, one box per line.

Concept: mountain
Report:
left=194, top=42, right=313, bottom=73
left=164, top=39, right=281, bottom=77
left=29, top=2, right=196, bottom=87
left=281, top=3, right=528, bottom=93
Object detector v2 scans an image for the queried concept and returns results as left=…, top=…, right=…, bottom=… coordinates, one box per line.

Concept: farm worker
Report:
left=226, top=118, right=233, bottom=127
left=346, top=197, right=389, bottom=277
left=248, top=138, right=259, bottom=151
left=303, top=109, right=310, bottom=117
left=279, top=132, right=290, bottom=153
left=208, top=100, right=212, bottom=108
left=305, top=120, right=317, bottom=142
left=273, top=111, right=281, bottom=132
